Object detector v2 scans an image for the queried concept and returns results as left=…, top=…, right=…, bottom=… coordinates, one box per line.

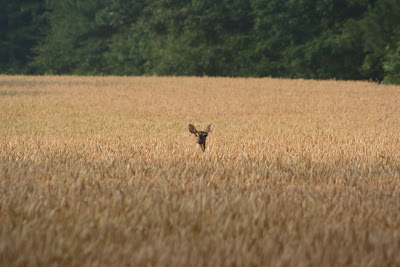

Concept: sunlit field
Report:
left=1, top=75, right=400, bottom=266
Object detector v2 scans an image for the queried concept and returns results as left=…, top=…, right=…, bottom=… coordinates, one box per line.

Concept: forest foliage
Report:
left=1, top=0, right=400, bottom=83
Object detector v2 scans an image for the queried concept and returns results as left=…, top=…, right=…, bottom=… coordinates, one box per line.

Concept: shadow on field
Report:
left=0, top=90, right=49, bottom=97
left=0, top=78, right=116, bottom=89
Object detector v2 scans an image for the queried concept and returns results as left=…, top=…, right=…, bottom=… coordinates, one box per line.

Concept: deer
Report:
left=188, top=124, right=214, bottom=152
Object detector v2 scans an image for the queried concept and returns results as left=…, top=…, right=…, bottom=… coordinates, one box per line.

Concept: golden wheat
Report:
left=0, top=75, right=400, bottom=266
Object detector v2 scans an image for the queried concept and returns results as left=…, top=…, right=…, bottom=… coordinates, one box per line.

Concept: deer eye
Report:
left=203, top=133, right=208, bottom=137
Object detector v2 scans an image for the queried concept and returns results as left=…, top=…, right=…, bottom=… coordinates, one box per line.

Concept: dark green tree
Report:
left=3, top=0, right=400, bottom=84
left=383, top=41, right=400, bottom=84
left=32, top=0, right=148, bottom=75
left=252, top=0, right=372, bottom=79
left=0, top=0, right=48, bottom=74
left=360, top=0, right=400, bottom=82
left=135, top=0, right=254, bottom=76
left=32, top=1, right=108, bottom=74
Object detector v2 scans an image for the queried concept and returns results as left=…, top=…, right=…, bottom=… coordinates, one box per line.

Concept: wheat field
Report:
left=0, top=75, right=400, bottom=266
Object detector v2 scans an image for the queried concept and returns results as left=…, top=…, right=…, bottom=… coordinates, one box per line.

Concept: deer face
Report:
left=188, top=124, right=214, bottom=152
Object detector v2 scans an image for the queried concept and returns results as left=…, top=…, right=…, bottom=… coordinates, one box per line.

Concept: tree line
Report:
left=1, top=0, right=400, bottom=84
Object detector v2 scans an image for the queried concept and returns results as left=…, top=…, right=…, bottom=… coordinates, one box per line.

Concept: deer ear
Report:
left=188, top=124, right=197, bottom=134
left=206, top=124, right=214, bottom=133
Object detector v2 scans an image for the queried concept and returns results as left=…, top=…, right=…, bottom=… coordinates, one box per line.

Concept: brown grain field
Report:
left=0, top=75, right=400, bottom=266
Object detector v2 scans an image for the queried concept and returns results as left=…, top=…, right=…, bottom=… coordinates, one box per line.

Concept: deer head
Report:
left=188, top=124, right=214, bottom=152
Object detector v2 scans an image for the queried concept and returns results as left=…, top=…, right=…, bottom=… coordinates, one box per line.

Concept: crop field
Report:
left=0, top=75, right=400, bottom=266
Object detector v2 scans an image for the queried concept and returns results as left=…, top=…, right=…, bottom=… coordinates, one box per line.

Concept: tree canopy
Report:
left=1, top=0, right=400, bottom=83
